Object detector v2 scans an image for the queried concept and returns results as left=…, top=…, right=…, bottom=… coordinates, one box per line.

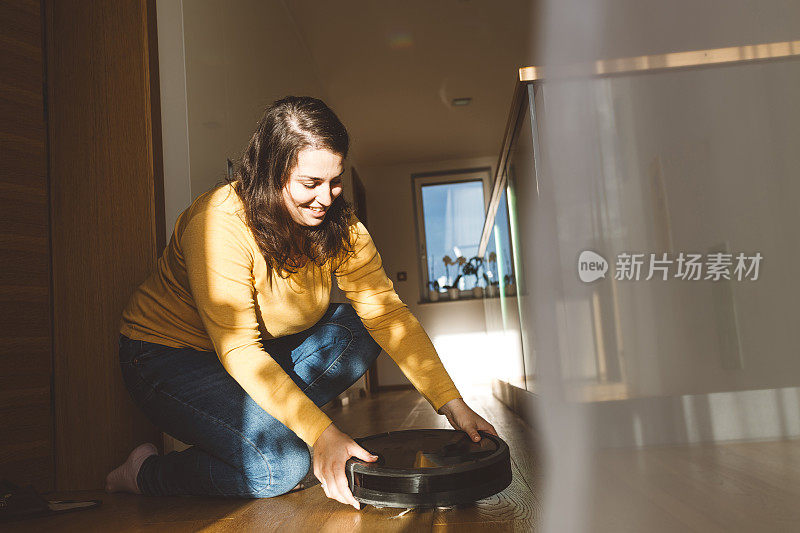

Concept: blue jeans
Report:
left=118, top=303, right=381, bottom=498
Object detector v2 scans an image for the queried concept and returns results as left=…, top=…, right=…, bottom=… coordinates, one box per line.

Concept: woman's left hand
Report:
left=438, top=398, right=498, bottom=442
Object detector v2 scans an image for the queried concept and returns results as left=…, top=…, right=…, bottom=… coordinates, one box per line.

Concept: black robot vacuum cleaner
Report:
left=345, top=429, right=512, bottom=508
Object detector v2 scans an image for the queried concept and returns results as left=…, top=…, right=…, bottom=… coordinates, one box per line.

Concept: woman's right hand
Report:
left=312, top=423, right=377, bottom=509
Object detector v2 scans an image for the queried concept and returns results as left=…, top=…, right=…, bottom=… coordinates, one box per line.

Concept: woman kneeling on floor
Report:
left=107, top=96, right=496, bottom=509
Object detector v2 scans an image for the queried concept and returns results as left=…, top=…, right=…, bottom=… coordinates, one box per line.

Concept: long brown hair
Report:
left=226, top=96, right=354, bottom=277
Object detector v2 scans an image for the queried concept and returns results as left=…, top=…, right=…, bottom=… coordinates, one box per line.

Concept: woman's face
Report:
left=282, top=147, right=344, bottom=227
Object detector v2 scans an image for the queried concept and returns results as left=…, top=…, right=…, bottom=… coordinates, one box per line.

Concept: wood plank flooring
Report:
left=9, top=389, right=800, bottom=532
left=590, top=439, right=800, bottom=533
left=6, top=390, right=539, bottom=532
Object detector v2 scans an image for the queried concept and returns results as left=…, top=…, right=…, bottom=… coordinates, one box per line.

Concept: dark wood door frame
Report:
left=0, top=0, right=54, bottom=492
left=45, top=0, right=164, bottom=490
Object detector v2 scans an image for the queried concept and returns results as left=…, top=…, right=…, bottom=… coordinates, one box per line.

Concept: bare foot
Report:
left=104, top=443, right=158, bottom=494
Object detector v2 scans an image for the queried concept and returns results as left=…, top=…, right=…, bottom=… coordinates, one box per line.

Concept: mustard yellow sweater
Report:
left=120, top=183, right=461, bottom=445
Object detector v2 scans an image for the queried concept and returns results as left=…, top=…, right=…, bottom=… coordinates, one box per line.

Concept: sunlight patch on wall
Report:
left=432, top=331, right=514, bottom=392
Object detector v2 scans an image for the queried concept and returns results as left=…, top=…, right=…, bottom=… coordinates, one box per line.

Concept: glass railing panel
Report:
left=483, top=187, right=525, bottom=389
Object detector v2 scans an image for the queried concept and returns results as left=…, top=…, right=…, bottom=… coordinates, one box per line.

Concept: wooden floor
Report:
left=9, top=389, right=800, bottom=532
left=590, top=439, right=800, bottom=532
left=8, top=390, right=540, bottom=532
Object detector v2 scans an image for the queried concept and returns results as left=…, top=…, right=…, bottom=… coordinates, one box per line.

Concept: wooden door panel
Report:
left=45, top=0, right=164, bottom=490
left=0, top=0, right=54, bottom=492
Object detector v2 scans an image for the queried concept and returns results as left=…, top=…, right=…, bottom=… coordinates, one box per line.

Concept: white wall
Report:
left=158, top=0, right=331, bottom=226
left=159, top=1, right=364, bottom=262
left=156, top=0, right=192, bottom=240
left=181, top=0, right=328, bottom=198
left=359, top=156, right=497, bottom=389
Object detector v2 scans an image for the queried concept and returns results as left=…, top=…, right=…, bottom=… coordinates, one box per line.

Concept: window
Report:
left=484, top=186, right=515, bottom=294
left=412, top=168, right=492, bottom=299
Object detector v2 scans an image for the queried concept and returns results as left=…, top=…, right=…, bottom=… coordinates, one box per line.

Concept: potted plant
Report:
left=486, top=252, right=499, bottom=297
left=442, top=255, right=458, bottom=299
left=462, top=256, right=485, bottom=298
left=454, top=256, right=468, bottom=297
left=483, top=273, right=499, bottom=297
left=442, top=255, right=454, bottom=284
left=427, top=280, right=440, bottom=302
left=445, top=274, right=461, bottom=300
left=489, top=280, right=500, bottom=297
left=504, top=273, right=517, bottom=296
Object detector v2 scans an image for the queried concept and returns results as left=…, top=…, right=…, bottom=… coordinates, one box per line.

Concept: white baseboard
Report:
left=493, top=379, right=800, bottom=447
left=589, top=386, right=800, bottom=447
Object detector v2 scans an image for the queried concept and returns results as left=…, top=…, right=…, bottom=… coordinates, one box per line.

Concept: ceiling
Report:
left=283, top=0, right=534, bottom=167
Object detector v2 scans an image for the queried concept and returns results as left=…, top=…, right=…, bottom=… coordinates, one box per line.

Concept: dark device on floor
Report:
left=0, top=480, right=101, bottom=524
left=345, top=429, right=511, bottom=508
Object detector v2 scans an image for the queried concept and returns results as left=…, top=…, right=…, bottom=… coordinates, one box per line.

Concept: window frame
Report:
left=411, top=167, right=493, bottom=302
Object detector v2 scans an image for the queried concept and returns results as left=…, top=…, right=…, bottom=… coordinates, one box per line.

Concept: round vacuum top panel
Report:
left=346, top=429, right=512, bottom=508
